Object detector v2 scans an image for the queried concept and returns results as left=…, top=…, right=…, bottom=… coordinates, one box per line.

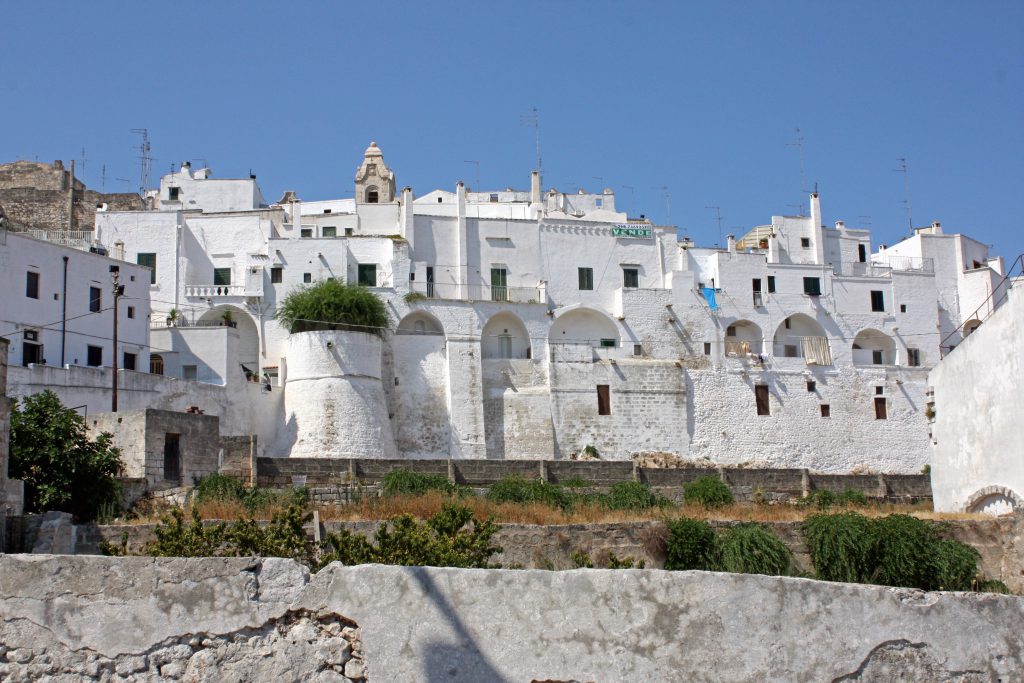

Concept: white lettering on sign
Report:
left=612, top=224, right=653, bottom=238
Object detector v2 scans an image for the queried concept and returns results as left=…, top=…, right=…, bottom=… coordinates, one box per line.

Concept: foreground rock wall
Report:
left=1, top=555, right=1023, bottom=682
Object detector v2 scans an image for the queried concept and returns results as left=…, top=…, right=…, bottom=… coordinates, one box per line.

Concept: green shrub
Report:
left=560, top=476, right=591, bottom=488
left=603, top=481, right=664, bottom=511
left=275, top=279, right=389, bottom=336
left=975, top=579, right=1010, bottom=594
left=607, top=552, right=645, bottom=569
left=837, top=489, right=869, bottom=507
left=931, top=538, right=981, bottom=592
left=486, top=476, right=573, bottom=511
left=571, top=550, right=594, bottom=568
left=870, top=514, right=940, bottom=589
left=381, top=468, right=459, bottom=497
left=403, top=291, right=427, bottom=303
left=192, top=473, right=308, bottom=513
left=799, top=488, right=869, bottom=510
left=664, top=517, right=718, bottom=571
left=717, top=523, right=792, bottom=576
left=683, top=476, right=734, bottom=508
left=804, top=512, right=875, bottom=583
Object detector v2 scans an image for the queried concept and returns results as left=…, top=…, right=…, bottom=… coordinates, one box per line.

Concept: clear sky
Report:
left=3, top=1, right=1022, bottom=259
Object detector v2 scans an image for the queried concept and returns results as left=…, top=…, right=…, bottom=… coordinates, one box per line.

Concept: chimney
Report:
left=400, top=186, right=414, bottom=249
left=67, top=159, right=76, bottom=231
left=835, top=220, right=845, bottom=229
left=726, top=234, right=736, bottom=253
left=530, top=171, right=541, bottom=204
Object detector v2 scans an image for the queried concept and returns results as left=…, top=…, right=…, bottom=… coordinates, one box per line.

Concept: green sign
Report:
left=612, top=224, right=653, bottom=239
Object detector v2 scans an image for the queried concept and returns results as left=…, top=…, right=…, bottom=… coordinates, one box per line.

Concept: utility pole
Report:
left=109, top=265, right=124, bottom=412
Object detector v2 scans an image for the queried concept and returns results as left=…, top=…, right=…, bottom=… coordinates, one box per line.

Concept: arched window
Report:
left=150, top=354, right=164, bottom=375
left=366, top=188, right=379, bottom=204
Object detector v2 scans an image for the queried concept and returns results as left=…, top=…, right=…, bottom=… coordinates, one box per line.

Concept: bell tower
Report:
left=354, top=141, right=396, bottom=204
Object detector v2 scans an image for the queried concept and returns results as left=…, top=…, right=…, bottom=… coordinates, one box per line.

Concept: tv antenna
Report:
left=894, top=157, right=913, bottom=233
left=463, top=160, right=480, bottom=190
left=786, top=127, right=807, bottom=214
left=79, top=147, right=88, bottom=176
left=858, top=215, right=873, bottom=228
left=520, top=107, right=542, bottom=178
left=705, top=205, right=723, bottom=247
left=651, top=185, right=671, bottom=224
left=130, top=128, right=152, bottom=195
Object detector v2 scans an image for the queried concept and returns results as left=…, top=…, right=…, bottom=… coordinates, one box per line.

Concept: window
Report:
left=726, top=325, right=736, bottom=337
left=578, top=267, right=594, bottom=290
left=123, top=352, right=137, bottom=371
left=623, top=267, right=639, bottom=288
left=300, top=228, right=312, bottom=238
left=490, top=267, right=508, bottom=301
left=870, top=290, right=885, bottom=312
left=599, top=339, right=616, bottom=348
left=213, top=268, right=232, bottom=286
left=900, top=304, right=907, bottom=313
left=489, top=193, right=499, bottom=203
left=137, top=253, right=157, bottom=284
left=26, top=271, right=39, bottom=299
left=858, top=244, right=867, bottom=263
left=907, top=348, right=921, bottom=367
left=872, top=350, right=884, bottom=365
left=150, top=354, right=164, bottom=375
left=801, top=237, right=811, bottom=248
left=784, top=345, right=798, bottom=358
left=87, top=345, right=102, bottom=367
left=597, top=385, right=611, bottom=416
left=366, top=189, right=379, bottom=203
left=875, top=386, right=884, bottom=395
left=164, top=433, right=181, bottom=482
left=752, top=278, right=761, bottom=292
left=323, top=209, right=332, bottom=214
left=358, top=264, right=377, bottom=287
left=874, top=396, right=887, bottom=420
left=633, top=344, right=643, bottom=356
left=183, top=365, right=198, bottom=381
left=322, top=226, right=336, bottom=238
left=345, top=227, right=353, bottom=236
left=755, top=384, right=770, bottom=416
left=803, top=277, right=821, bottom=296
left=820, top=404, right=831, bottom=418
left=704, top=342, right=712, bottom=355
left=271, top=267, right=283, bottom=284
left=168, top=187, right=180, bottom=201
left=437, top=196, right=443, bottom=203
left=89, top=286, right=102, bottom=312
left=595, top=198, right=603, bottom=208
left=22, top=334, right=43, bottom=366
left=127, top=306, right=135, bottom=319
left=767, top=276, right=776, bottom=293
left=806, top=380, right=816, bottom=392
left=303, top=273, right=312, bottom=283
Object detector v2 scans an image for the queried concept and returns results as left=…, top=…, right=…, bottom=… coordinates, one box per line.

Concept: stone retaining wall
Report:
left=1, top=555, right=1022, bottom=681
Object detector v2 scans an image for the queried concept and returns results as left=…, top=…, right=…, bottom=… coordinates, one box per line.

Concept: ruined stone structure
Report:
left=0, top=160, right=142, bottom=234
left=0, top=555, right=1021, bottom=681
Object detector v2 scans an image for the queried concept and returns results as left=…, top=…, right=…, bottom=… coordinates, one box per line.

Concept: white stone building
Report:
left=69, top=142, right=1010, bottom=471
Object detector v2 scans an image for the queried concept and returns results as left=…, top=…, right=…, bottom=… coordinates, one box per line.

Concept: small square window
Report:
left=623, top=268, right=639, bottom=288
left=271, top=267, right=283, bottom=283
left=803, top=277, right=822, bottom=296
left=633, top=344, right=643, bottom=356
left=726, top=325, right=736, bottom=337
left=704, top=342, right=712, bottom=355
left=900, top=304, right=907, bottom=313
left=820, top=404, right=831, bottom=418
left=872, top=350, right=884, bottom=365
left=599, top=339, right=616, bottom=348
left=489, top=193, right=499, bottom=203
left=875, top=386, right=884, bottom=395
left=322, top=226, right=337, bottom=238
left=801, top=237, right=811, bottom=248
left=303, top=273, right=312, bottom=283
left=300, top=228, right=312, bottom=238
left=437, top=196, right=443, bottom=203
left=26, top=271, right=39, bottom=299
left=123, top=352, right=137, bottom=371
left=168, top=187, right=180, bottom=201
left=806, top=380, right=816, bottom=392
left=767, top=276, right=776, bottom=293
left=578, top=267, right=594, bottom=290
left=323, top=209, right=332, bottom=214
left=213, top=268, right=232, bottom=286
left=183, top=365, right=198, bottom=381
left=127, top=306, right=135, bottom=319
left=907, top=348, right=921, bottom=367
left=345, top=227, right=354, bottom=236
left=86, top=345, right=103, bottom=367
left=358, top=264, right=377, bottom=287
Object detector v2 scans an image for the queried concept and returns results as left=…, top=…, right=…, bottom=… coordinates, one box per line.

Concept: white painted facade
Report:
left=13, top=142, right=1005, bottom=471
left=929, top=281, right=1024, bottom=514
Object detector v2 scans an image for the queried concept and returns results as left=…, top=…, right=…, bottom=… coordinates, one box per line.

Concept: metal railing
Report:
left=10, top=227, right=96, bottom=251
left=409, top=281, right=543, bottom=304
left=940, top=253, right=1024, bottom=356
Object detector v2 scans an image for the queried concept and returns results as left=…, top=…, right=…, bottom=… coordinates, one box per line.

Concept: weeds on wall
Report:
left=381, top=468, right=465, bottom=497
left=193, top=473, right=309, bottom=515
left=683, top=476, right=734, bottom=509
left=663, top=517, right=791, bottom=575
left=663, top=517, right=719, bottom=571
left=796, top=489, right=869, bottom=510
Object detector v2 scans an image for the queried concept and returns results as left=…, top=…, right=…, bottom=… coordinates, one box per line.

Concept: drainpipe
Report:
left=60, top=255, right=69, bottom=366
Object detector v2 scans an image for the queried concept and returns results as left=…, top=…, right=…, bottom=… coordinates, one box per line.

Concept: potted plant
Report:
left=221, top=309, right=236, bottom=328
left=166, top=309, right=179, bottom=327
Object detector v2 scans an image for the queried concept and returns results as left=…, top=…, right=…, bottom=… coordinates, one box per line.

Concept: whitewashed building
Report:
left=72, top=142, right=1011, bottom=471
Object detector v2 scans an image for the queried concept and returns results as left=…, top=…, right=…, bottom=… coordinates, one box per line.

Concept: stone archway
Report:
left=965, top=485, right=1024, bottom=516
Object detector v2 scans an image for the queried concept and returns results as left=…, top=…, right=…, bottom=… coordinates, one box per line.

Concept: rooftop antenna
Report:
left=592, top=176, right=604, bottom=188
left=520, top=107, right=542, bottom=179
left=894, top=157, right=913, bottom=233
left=463, top=160, right=480, bottom=190
left=786, top=127, right=807, bottom=215
left=130, top=128, right=152, bottom=195
left=705, top=205, right=723, bottom=247
left=651, top=185, right=671, bottom=224
left=79, top=147, right=87, bottom=177
left=858, top=215, right=873, bottom=228
left=101, top=164, right=106, bottom=193
left=192, top=157, right=209, bottom=169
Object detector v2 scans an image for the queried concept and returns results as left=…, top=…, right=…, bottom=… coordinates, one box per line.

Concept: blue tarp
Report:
left=701, top=287, right=719, bottom=311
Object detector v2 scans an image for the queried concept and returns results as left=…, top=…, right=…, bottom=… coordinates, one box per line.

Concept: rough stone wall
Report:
left=2, top=555, right=1022, bottom=682
left=219, top=435, right=256, bottom=483
left=0, top=160, right=142, bottom=232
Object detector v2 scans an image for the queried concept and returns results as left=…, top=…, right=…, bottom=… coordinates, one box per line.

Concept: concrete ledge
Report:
left=1, top=555, right=1022, bottom=681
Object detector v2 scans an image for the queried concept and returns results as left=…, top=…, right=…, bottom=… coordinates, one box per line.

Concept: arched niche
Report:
left=482, top=311, right=531, bottom=360
left=725, top=319, right=764, bottom=355
left=852, top=328, right=896, bottom=366
left=965, top=485, right=1024, bottom=516
left=549, top=308, right=620, bottom=348
left=773, top=313, right=829, bottom=360
left=197, top=304, right=260, bottom=371
left=396, top=311, right=445, bottom=336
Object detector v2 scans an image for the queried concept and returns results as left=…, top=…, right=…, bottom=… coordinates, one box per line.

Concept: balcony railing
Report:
left=409, top=281, right=543, bottom=304
left=185, top=285, right=247, bottom=297
left=11, top=228, right=96, bottom=251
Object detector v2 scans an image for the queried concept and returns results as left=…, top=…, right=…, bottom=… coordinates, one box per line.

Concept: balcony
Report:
left=409, top=281, right=543, bottom=304
left=836, top=255, right=935, bottom=278
left=185, top=284, right=247, bottom=298
left=772, top=338, right=833, bottom=366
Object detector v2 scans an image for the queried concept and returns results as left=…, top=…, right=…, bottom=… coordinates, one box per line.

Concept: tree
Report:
left=275, top=279, right=389, bottom=336
left=9, top=390, right=124, bottom=520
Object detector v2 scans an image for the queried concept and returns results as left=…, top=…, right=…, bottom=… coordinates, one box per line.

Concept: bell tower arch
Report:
left=354, top=141, right=396, bottom=204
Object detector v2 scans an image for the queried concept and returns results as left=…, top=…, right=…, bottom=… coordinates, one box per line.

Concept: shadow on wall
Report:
left=413, top=569, right=509, bottom=683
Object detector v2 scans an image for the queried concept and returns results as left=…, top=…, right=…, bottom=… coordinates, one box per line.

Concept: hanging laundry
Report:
left=701, top=287, right=719, bottom=311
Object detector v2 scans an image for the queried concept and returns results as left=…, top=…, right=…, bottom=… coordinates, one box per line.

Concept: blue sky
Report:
left=3, top=1, right=1022, bottom=258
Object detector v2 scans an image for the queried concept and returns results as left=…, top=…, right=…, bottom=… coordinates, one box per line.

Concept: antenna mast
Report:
left=894, top=157, right=913, bottom=233
left=786, top=127, right=807, bottom=215
left=520, top=108, right=542, bottom=178
left=463, top=160, right=480, bottom=190
left=130, top=128, right=152, bottom=196
left=651, top=185, right=671, bottom=225
left=705, top=205, right=723, bottom=247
